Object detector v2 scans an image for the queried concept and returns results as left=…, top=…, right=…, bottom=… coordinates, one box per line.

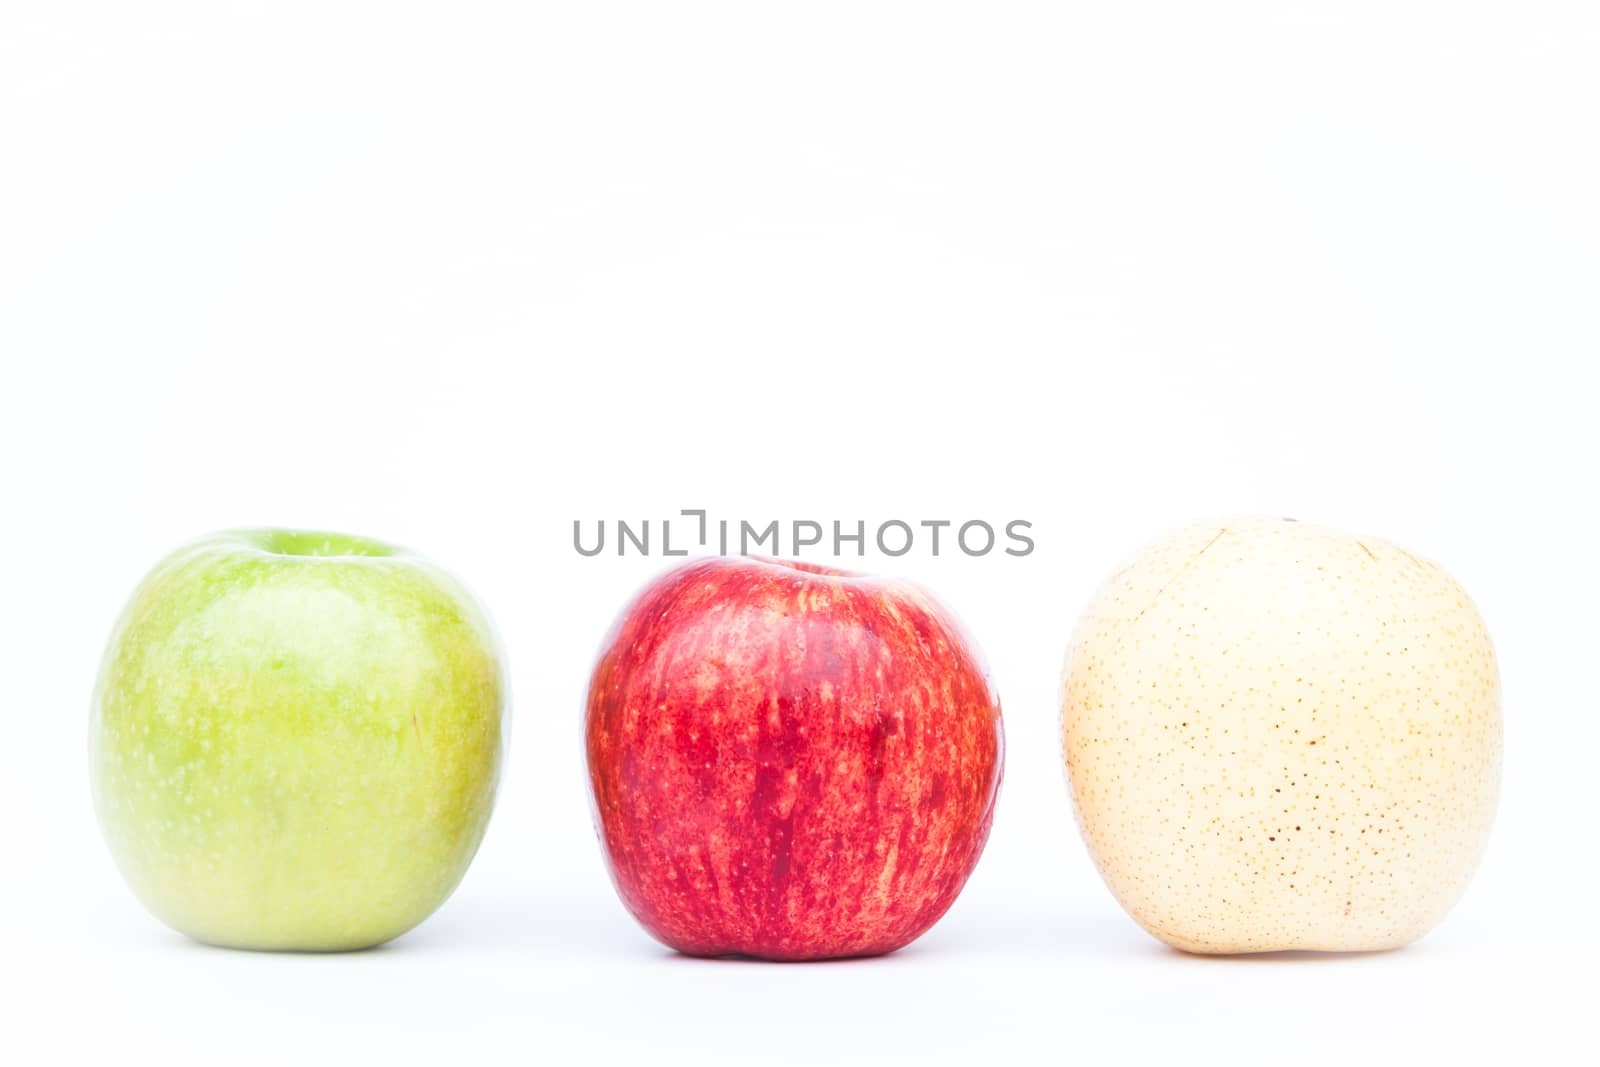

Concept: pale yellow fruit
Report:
left=1061, top=517, right=1501, bottom=954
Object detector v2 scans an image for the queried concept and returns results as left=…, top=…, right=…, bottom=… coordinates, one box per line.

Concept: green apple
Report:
left=90, top=529, right=506, bottom=951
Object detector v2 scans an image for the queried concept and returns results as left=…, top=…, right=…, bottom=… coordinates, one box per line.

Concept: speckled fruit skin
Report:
left=586, top=557, right=1003, bottom=960
left=1062, top=517, right=1501, bottom=954
left=90, top=530, right=506, bottom=951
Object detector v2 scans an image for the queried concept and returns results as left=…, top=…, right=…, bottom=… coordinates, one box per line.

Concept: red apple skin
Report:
left=585, top=556, right=1003, bottom=961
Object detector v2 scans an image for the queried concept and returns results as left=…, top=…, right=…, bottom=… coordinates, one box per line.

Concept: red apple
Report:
left=585, top=557, right=1003, bottom=960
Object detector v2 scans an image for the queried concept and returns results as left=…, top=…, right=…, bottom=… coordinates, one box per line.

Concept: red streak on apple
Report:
left=586, top=557, right=1004, bottom=960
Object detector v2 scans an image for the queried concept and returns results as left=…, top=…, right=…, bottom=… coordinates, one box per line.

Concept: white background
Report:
left=2, top=3, right=1596, bottom=1063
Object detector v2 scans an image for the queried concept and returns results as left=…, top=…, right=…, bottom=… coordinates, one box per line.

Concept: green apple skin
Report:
left=90, top=530, right=506, bottom=951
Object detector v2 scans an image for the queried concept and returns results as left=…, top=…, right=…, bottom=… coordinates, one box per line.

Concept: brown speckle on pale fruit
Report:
left=1060, top=517, right=1501, bottom=954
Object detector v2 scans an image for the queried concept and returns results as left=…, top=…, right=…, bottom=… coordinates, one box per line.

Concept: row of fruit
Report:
left=89, top=516, right=1500, bottom=958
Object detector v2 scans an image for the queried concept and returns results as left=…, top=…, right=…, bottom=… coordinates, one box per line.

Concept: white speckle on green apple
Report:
left=90, top=529, right=507, bottom=951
